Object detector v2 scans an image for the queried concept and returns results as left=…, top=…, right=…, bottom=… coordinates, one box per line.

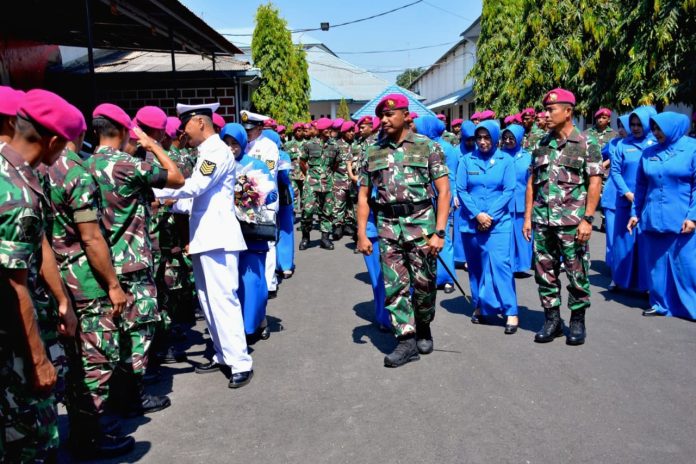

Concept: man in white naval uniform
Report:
left=241, top=110, right=280, bottom=297
left=156, top=103, right=253, bottom=388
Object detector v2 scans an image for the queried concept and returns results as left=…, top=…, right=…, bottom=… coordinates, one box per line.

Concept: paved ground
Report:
left=63, top=227, right=696, bottom=463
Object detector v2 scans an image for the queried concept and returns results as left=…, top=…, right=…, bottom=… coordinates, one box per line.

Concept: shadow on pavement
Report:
left=353, top=271, right=371, bottom=285
left=351, top=301, right=393, bottom=354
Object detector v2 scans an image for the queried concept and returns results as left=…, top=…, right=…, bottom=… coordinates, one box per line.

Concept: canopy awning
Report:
left=426, top=86, right=474, bottom=110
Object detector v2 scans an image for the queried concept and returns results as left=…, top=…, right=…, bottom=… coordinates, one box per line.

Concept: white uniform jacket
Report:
left=156, top=134, right=247, bottom=255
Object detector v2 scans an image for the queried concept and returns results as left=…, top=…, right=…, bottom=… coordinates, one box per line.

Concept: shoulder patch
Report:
left=200, top=160, right=217, bottom=176
left=266, top=159, right=276, bottom=171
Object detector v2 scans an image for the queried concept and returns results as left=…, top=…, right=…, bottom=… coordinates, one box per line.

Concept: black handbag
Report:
left=239, top=220, right=277, bottom=241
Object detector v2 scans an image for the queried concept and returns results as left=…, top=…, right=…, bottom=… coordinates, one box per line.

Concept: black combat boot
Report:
left=69, top=414, right=135, bottom=460
left=125, top=378, right=171, bottom=417
left=320, top=232, right=334, bottom=250
left=534, top=308, right=563, bottom=343
left=343, top=224, right=355, bottom=238
left=415, top=321, right=434, bottom=355
left=384, top=334, right=420, bottom=367
left=332, top=226, right=343, bottom=241
left=566, top=308, right=586, bottom=346
left=299, top=231, right=310, bottom=250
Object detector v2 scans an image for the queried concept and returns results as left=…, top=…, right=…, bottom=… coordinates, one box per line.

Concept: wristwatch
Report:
left=436, top=229, right=446, bottom=238
left=582, top=215, right=595, bottom=224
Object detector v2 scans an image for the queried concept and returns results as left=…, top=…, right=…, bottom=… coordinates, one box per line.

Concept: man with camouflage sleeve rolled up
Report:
left=357, top=94, right=451, bottom=368
left=523, top=88, right=603, bottom=346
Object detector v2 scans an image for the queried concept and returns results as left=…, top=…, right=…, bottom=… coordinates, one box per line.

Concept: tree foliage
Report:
left=471, top=0, right=696, bottom=116
left=251, top=2, right=310, bottom=124
left=397, top=67, right=425, bottom=89
left=337, top=98, right=351, bottom=120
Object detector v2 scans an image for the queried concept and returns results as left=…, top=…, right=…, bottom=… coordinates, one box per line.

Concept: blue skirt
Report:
left=462, top=231, right=518, bottom=316
left=611, top=206, right=648, bottom=291
left=436, top=214, right=455, bottom=286
left=238, top=250, right=268, bottom=334
left=363, top=236, right=391, bottom=327
left=645, top=231, right=696, bottom=320
left=453, top=212, right=466, bottom=265
left=276, top=203, right=295, bottom=272
left=511, top=213, right=532, bottom=273
left=604, top=208, right=615, bottom=272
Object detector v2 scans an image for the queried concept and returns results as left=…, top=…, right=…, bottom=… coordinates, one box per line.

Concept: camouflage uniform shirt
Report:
left=523, top=126, right=546, bottom=151
left=301, top=137, right=338, bottom=193
left=360, top=131, right=448, bottom=241
left=333, top=139, right=352, bottom=190
left=84, top=146, right=167, bottom=274
left=531, top=127, right=603, bottom=227
left=284, top=139, right=306, bottom=182
left=582, top=126, right=615, bottom=151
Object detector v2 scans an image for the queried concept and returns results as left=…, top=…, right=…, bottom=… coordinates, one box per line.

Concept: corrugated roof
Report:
left=310, top=77, right=350, bottom=101
left=426, top=86, right=474, bottom=109
left=352, top=85, right=436, bottom=120
left=64, top=50, right=251, bottom=74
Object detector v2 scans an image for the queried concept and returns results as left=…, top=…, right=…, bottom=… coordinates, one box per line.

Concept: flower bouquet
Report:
left=234, top=165, right=277, bottom=241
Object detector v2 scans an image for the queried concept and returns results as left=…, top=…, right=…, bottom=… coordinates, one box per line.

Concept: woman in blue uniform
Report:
left=610, top=107, right=656, bottom=292
left=601, top=114, right=629, bottom=276
left=629, top=112, right=696, bottom=320
left=454, top=121, right=476, bottom=269
left=414, top=115, right=459, bottom=293
left=500, top=123, right=532, bottom=275
left=221, top=123, right=276, bottom=339
left=456, top=120, right=518, bottom=333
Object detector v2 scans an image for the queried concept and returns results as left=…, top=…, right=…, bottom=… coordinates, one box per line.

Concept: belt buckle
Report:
left=391, top=204, right=407, bottom=217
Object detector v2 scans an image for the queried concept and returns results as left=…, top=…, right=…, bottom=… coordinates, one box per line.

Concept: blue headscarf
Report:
left=501, top=123, right=525, bottom=156
left=262, top=129, right=282, bottom=149
left=459, top=120, right=477, bottom=156
left=650, top=112, right=691, bottom=148
left=220, top=123, right=248, bottom=153
left=474, top=120, right=501, bottom=155
left=414, top=115, right=445, bottom=143
left=629, top=106, right=657, bottom=141
left=617, top=114, right=630, bottom=133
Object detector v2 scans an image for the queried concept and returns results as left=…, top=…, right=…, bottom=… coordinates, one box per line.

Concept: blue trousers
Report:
left=276, top=203, right=295, bottom=272
left=363, top=236, right=391, bottom=327
left=436, top=215, right=455, bottom=286
left=511, top=213, right=532, bottom=272
left=612, top=206, right=648, bottom=291
left=645, top=231, right=696, bottom=320
left=604, top=208, right=616, bottom=273
left=463, top=231, right=518, bottom=316
left=238, top=251, right=268, bottom=334
left=453, top=212, right=466, bottom=265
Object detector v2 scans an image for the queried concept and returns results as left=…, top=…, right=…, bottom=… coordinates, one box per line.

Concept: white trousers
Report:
left=192, top=250, right=252, bottom=373
left=265, top=240, right=278, bottom=291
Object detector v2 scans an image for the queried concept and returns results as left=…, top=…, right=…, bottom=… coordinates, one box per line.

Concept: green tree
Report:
left=251, top=2, right=310, bottom=125
left=396, top=67, right=425, bottom=89
left=337, top=98, right=351, bottom=120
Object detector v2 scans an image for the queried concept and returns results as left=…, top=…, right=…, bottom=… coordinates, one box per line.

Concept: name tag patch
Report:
left=200, top=160, right=217, bottom=176
left=468, top=171, right=480, bottom=175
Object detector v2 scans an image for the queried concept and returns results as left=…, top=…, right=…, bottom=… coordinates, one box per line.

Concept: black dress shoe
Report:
left=470, top=313, right=484, bottom=324
left=642, top=308, right=663, bottom=317
left=504, top=324, right=518, bottom=335
left=71, top=434, right=135, bottom=460
left=195, top=360, right=222, bottom=374
left=229, top=370, right=254, bottom=389
left=160, top=346, right=187, bottom=364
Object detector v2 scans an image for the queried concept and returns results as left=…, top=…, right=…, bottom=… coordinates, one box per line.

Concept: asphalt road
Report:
left=66, top=227, right=696, bottom=463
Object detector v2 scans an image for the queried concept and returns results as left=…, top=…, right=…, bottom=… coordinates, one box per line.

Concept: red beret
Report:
left=165, top=116, right=181, bottom=139
left=543, top=88, right=576, bottom=106
left=451, top=118, right=463, bottom=126
left=263, top=118, right=277, bottom=128
left=332, top=118, right=344, bottom=129
left=310, top=120, right=318, bottom=127
left=93, top=103, right=133, bottom=130
left=304, top=123, right=312, bottom=129
left=479, top=109, right=496, bottom=120
left=276, top=125, right=286, bottom=133
left=504, top=115, right=514, bottom=124
left=340, top=121, right=355, bottom=133
left=19, top=89, right=84, bottom=140
left=212, top=113, right=226, bottom=129
left=409, top=112, right=419, bottom=120
left=315, top=117, right=333, bottom=131
left=371, top=116, right=381, bottom=129
left=594, top=108, right=612, bottom=118
left=357, top=115, right=372, bottom=127
left=375, top=93, right=409, bottom=116
left=512, top=113, right=523, bottom=124
left=470, top=112, right=481, bottom=120
left=135, top=105, right=167, bottom=130
left=521, top=107, right=536, bottom=117
left=292, top=123, right=304, bottom=130
left=536, top=111, right=547, bottom=118
left=128, top=127, right=138, bottom=140
left=436, top=114, right=446, bottom=122
left=0, top=86, right=25, bottom=116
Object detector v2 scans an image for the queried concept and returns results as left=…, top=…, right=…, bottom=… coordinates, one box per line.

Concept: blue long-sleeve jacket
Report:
left=501, top=124, right=531, bottom=213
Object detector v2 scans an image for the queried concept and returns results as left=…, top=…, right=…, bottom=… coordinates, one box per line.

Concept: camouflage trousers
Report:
left=331, top=183, right=355, bottom=228
left=118, top=270, right=158, bottom=376
left=379, top=235, right=437, bottom=337
left=291, top=179, right=304, bottom=215
left=301, top=187, right=334, bottom=234
left=533, top=224, right=591, bottom=311
left=157, top=249, right=196, bottom=325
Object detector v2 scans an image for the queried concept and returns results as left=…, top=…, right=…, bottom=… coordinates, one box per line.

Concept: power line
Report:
left=336, top=41, right=457, bottom=55
left=220, top=0, right=424, bottom=36
left=422, top=1, right=473, bottom=21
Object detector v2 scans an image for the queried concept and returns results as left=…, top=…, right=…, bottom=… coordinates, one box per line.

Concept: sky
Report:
left=180, top=0, right=482, bottom=83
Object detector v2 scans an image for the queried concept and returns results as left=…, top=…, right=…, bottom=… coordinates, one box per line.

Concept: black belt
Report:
left=374, top=200, right=432, bottom=218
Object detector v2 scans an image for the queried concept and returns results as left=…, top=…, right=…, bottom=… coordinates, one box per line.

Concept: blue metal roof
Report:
left=310, top=77, right=350, bottom=102
left=426, top=86, right=474, bottom=110
left=351, top=85, right=436, bottom=120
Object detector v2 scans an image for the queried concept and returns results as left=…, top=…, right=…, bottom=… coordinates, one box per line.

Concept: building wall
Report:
left=309, top=101, right=364, bottom=120
left=411, top=40, right=477, bottom=104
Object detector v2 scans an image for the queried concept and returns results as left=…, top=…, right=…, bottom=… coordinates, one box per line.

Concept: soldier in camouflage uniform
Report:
left=42, top=128, right=136, bottom=457
left=285, top=123, right=306, bottom=216
left=522, top=89, right=603, bottom=346
left=0, top=89, right=83, bottom=463
left=521, top=107, right=546, bottom=151
left=357, top=94, right=450, bottom=368
left=583, top=108, right=615, bottom=150
left=299, top=117, right=339, bottom=250
left=85, top=103, right=184, bottom=416
left=331, top=121, right=357, bottom=240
